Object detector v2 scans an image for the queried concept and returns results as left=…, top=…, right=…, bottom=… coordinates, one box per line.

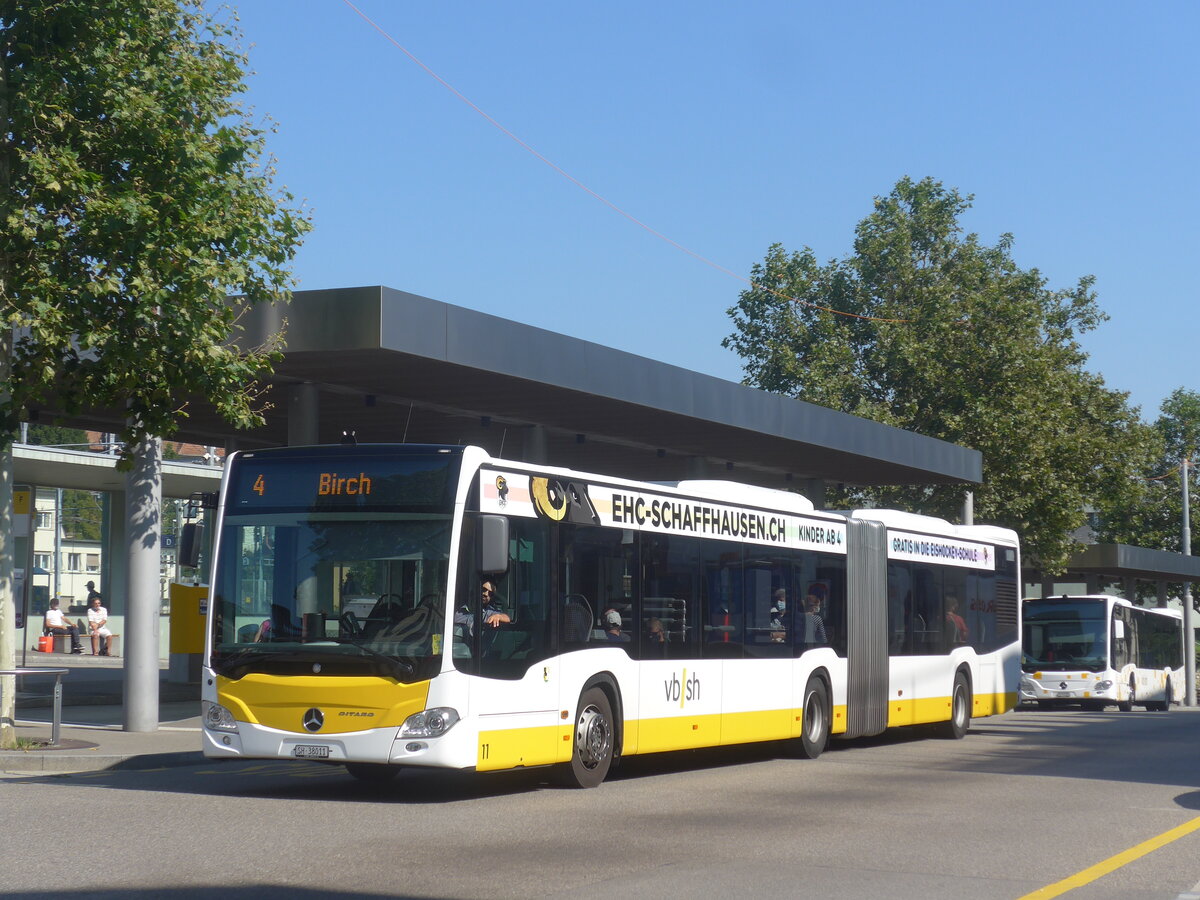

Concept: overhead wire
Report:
left=340, top=0, right=909, bottom=325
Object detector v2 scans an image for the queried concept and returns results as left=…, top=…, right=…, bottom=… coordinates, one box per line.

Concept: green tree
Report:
left=1097, top=389, right=1200, bottom=601
left=725, top=176, right=1151, bottom=573
left=0, top=0, right=310, bottom=746
left=24, top=424, right=90, bottom=449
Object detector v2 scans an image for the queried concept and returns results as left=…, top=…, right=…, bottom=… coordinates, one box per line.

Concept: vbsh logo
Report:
left=663, top=669, right=701, bottom=708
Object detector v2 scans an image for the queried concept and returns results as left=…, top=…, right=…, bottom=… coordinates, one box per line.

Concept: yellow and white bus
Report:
left=199, top=444, right=1021, bottom=786
left=1020, top=595, right=1184, bottom=711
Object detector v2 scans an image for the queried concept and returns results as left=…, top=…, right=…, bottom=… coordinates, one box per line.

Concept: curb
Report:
left=0, top=749, right=204, bottom=775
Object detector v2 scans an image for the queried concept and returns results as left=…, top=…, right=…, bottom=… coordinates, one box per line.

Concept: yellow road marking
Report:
left=1020, top=815, right=1200, bottom=899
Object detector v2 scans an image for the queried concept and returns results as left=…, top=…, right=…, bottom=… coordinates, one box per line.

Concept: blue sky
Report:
left=227, top=1, right=1197, bottom=420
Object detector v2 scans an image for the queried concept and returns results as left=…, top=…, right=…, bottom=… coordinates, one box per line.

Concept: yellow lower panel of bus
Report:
left=477, top=725, right=567, bottom=771
left=886, top=691, right=1012, bottom=728
left=217, top=674, right=429, bottom=734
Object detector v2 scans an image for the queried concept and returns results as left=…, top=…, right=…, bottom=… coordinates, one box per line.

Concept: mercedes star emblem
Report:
left=303, top=708, right=325, bottom=732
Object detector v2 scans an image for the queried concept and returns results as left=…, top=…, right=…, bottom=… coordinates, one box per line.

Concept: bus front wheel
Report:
left=1119, top=678, right=1135, bottom=712
left=560, top=687, right=614, bottom=789
left=941, top=672, right=971, bottom=740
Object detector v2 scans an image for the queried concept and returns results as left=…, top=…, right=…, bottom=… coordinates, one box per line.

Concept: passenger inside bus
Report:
left=603, top=608, right=629, bottom=643
left=945, top=595, right=969, bottom=646
left=801, top=583, right=827, bottom=645
left=769, top=588, right=789, bottom=642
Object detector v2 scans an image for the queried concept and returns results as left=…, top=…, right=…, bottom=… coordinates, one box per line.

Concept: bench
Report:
left=47, top=633, right=122, bottom=656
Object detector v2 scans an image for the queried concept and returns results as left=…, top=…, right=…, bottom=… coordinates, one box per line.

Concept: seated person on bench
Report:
left=44, top=598, right=83, bottom=653
left=88, top=594, right=114, bottom=656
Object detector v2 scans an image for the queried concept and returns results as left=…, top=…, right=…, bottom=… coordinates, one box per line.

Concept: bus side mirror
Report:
left=179, top=522, right=204, bottom=569
left=1113, top=620, right=1125, bottom=639
left=477, top=515, right=509, bottom=575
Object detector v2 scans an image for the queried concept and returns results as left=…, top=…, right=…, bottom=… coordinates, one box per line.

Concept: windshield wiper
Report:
left=308, top=637, right=415, bottom=678
left=213, top=642, right=412, bottom=681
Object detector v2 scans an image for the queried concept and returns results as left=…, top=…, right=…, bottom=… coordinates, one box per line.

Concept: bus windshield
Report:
left=1022, top=598, right=1108, bottom=671
left=209, top=512, right=452, bottom=683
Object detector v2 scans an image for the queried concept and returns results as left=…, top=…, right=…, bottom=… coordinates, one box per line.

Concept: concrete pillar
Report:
left=287, top=383, right=320, bottom=446
left=103, top=490, right=128, bottom=617
left=0, top=443, right=15, bottom=747
left=123, top=436, right=161, bottom=733
left=801, top=478, right=826, bottom=510
left=1084, top=574, right=1101, bottom=594
left=1157, top=580, right=1168, bottom=608
left=1040, top=577, right=1055, bottom=600
left=1123, top=576, right=1136, bottom=603
left=962, top=490, right=974, bottom=526
left=522, top=425, right=548, bottom=465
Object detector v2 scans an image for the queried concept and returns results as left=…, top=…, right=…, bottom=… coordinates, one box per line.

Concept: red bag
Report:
left=37, top=635, right=54, bottom=653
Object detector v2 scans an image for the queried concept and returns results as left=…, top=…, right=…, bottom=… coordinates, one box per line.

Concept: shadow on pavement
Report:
left=8, top=888, right=424, bottom=900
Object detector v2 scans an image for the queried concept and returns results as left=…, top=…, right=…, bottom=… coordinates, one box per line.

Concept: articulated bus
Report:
left=199, top=444, right=1021, bottom=787
left=1020, top=595, right=1184, bottom=711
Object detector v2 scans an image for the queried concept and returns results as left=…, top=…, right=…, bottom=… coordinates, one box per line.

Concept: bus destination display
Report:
left=227, top=454, right=455, bottom=511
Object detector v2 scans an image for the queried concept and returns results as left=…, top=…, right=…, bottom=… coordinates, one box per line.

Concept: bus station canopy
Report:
left=1062, top=543, right=1200, bottom=583
left=29, top=285, right=983, bottom=491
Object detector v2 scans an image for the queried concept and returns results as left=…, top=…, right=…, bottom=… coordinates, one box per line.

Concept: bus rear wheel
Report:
left=941, top=672, right=971, bottom=740
left=345, top=762, right=400, bottom=783
left=789, top=676, right=830, bottom=759
left=559, top=687, right=614, bottom=789
left=1153, top=681, right=1173, bottom=712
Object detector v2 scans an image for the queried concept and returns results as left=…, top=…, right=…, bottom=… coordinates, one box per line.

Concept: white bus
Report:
left=198, top=444, right=1021, bottom=786
left=1020, top=595, right=1184, bottom=711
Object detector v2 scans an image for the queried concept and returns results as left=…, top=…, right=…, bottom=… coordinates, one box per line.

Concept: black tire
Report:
left=345, top=762, right=400, bottom=783
left=941, top=672, right=971, bottom=739
left=1155, top=680, right=1173, bottom=712
left=793, top=676, right=830, bottom=759
left=560, top=687, right=614, bottom=788
left=1118, top=678, right=1135, bottom=712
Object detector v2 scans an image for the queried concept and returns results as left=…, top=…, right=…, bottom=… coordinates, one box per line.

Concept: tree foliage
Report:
left=724, top=176, right=1151, bottom=572
left=0, top=0, right=311, bottom=456
left=1098, top=388, right=1200, bottom=561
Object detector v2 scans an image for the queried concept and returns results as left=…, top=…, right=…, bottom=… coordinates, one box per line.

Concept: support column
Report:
left=1041, top=577, right=1055, bottom=600
left=522, top=425, right=548, bottom=465
left=962, top=490, right=974, bottom=526
left=1123, top=576, right=1136, bottom=603
left=103, top=491, right=128, bottom=617
left=0, top=442, right=14, bottom=748
left=801, top=478, right=826, bottom=510
left=1157, top=580, right=1168, bottom=608
left=287, top=383, right=320, bottom=446
left=123, top=436, right=162, bottom=733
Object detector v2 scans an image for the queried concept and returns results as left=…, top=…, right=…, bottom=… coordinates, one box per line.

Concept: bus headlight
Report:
left=1019, top=677, right=1035, bottom=692
left=203, top=701, right=239, bottom=733
left=1094, top=680, right=1113, bottom=692
left=400, top=707, right=460, bottom=738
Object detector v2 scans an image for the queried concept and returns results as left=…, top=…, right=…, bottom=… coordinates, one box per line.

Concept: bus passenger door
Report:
left=466, top=514, right=563, bottom=772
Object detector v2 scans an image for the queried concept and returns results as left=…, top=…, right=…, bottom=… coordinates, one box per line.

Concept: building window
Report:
left=37, top=511, right=52, bottom=530
left=34, top=553, right=51, bottom=570
left=86, top=553, right=100, bottom=573
left=67, top=552, right=81, bottom=572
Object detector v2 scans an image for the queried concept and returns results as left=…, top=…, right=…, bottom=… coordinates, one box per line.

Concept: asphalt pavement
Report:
left=0, top=651, right=203, bottom=775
